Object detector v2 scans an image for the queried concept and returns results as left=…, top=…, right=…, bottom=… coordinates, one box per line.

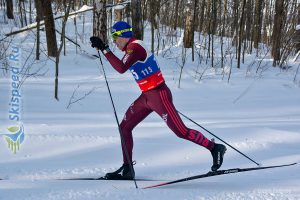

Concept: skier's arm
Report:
left=104, top=44, right=146, bottom=74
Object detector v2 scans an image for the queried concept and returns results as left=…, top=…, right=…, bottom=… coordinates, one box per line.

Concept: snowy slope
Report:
left=1, top=10, right=300, bottom=200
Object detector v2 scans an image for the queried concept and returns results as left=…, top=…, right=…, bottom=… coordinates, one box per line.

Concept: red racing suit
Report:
left=104, top=38, right=215, bottom=164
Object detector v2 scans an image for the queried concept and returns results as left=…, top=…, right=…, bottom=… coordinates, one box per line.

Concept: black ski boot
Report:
left=210, top=143, right=226, bottom=171
left=104, top=164, right=135, bottom=180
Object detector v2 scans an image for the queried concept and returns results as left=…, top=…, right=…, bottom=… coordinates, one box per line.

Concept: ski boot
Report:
left=210, top=143, right=226, bottom=171
left=104, top=163, right=135, bottom=180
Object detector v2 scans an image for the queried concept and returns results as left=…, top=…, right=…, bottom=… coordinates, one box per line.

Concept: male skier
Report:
left=90, top=21, right=226, bottom=180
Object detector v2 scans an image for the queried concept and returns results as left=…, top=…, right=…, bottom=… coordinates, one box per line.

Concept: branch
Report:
left=4, top=1, right=131, bottom=37
left=66, top=85, right=101, bottom=109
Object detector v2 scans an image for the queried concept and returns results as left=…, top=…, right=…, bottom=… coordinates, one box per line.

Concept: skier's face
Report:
left=114, top=37, right=130, bottom=51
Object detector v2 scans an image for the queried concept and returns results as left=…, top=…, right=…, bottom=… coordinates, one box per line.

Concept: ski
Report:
left=143, top=162, right=298, bottom=189
left=57, top=177, right=155, bottom=181
left=0, top=177, right=156, bottom=181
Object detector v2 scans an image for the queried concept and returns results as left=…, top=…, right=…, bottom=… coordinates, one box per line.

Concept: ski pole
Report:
left=177, top=110, right=260, bottom=166
left=97, top=50, right=138, bottom=188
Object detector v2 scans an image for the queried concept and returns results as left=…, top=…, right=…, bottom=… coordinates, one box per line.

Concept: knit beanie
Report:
left=111, top=21, right=133, bottom=38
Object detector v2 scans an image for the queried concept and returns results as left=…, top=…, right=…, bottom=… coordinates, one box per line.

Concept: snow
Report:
left=0, top=9, right=300, bottom=200
left=77, top=5, right=93, bottom=13
left=296, top=24, right=300, bottom=31
left=114, top=5, right=125, bottom=10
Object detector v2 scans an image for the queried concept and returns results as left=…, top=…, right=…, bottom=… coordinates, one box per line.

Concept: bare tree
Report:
left=173, top=0, right=180, bottom=31
left=131, top=0, right=143, bottom=39
left=237, top=0, right=246, bottom=69
left=34, top=0, right=43, bottom=60
left=183, top=1, right=193, bottom=48
left=93, top=0, right=107, bottom=42
left=114, top=0, right=123, bottom=21
left=297, top=3, right=300, bottom=52
left=272, top=0, right=285, bottom=66
left=18, top=0, right=28, bottom=27
left=41, top=0, right=58, bottom=57
left=150, top=0, right=158, bottom=53
left=6, top=0, right=14, bottom=19
left=54, top=0, right=72, bottom=100
left=253, top=0, right=263, bottom=49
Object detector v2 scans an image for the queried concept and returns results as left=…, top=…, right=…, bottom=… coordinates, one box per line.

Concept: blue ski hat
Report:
left=111, top=21, right=133, bottom=39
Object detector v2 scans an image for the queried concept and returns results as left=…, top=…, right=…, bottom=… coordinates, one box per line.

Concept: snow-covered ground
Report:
left=1, top=9, right=300, bottom=200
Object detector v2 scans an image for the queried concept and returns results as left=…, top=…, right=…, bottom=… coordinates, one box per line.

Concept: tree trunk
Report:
left=150, top=0, right=156, bottom=53
left=55, top=0, right=72, bottom=100
left=220, top=0, right=227, bottom=69
left=22, top=0, right=27, bottom=26
left=237, top=0, right=246, bottom=69
left=29, top=0, right=32, bottom=24
left=297, top=4, right=300, bottom=52
left=6, top=0, right=14, bottom=19
left=131, top=0, right=143, bottom=40
left=211, top=0, right=217, bottom=68
left=173, top=0, right=180, bottom=31
left=232, top=0, right=239, bottom=59
left=253, top=0, right=263, bottom=49
left=42, top=0, right=58, bottom=57
left=198, top=0, right=205, bottom=34
left=183, top=2, right=193, bottom=48
left=34, top=0, right=42, bottom=60
left=93, top=0, right=107, bottom=42
left=114, top=0, right=123, bottom=21
left=272, top=0, right=285, bottom=66
left=191, top=0, right=198, bottom=61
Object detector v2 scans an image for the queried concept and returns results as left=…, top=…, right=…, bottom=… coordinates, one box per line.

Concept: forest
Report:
left=0, top=0, right=300, bottom=98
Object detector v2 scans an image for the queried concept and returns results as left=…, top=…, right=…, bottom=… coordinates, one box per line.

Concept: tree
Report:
left=34, top=0, right=43, bottom=60
left=150, top=0, right=158, bottom=53
left=55, top=0, right=72, bottom=100
left=131, top=0, right=143, bottom=39
left=173, top=0, right=180, bottom=31
left=6, top=0, right=14, bottom=19
left=41, top=0, right=58, bottom=57
left=253, top=0, right=263, bottom=49
left=114, top=0, right=123, bottom=21
left=237, top=0, right=246, bottom=69
left=183, top=1, right=193, bottom=48
left=272, top=0, right=285, bottom=66
left=297, top=3, right=300, bottom=52
left=93, top=0, right=107, bottom=42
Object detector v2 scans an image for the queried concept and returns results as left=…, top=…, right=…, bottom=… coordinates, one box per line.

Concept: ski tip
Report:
left=258, top=162, right=298, bottom=168
left=291, top=162, right=298, bottom=165
left=142, top=182, right=167, bottom=189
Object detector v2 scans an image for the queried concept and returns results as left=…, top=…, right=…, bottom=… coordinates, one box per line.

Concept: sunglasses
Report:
left=111, top=28, right=132, bottom=42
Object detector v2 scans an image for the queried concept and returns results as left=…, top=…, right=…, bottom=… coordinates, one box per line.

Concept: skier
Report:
left=90, top=21, right=226, bottom=180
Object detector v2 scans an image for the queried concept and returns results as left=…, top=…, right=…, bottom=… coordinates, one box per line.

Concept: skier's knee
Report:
left=174, top=130, right=186, bottom=139
left=120, top=121, right=133, bottom=135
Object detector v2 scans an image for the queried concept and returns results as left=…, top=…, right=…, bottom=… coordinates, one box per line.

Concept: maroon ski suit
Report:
left=104, top=38, right=215, bottom=164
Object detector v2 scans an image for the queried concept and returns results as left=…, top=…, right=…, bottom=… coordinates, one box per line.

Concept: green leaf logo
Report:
left=7, top=126, right=19, bottom=133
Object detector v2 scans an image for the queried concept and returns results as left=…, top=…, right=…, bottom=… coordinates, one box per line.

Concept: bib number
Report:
left=130, top=69, right=139, bottom=80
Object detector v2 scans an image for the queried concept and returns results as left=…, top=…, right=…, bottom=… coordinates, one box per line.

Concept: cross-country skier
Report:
left=90, top=21, right=226, bottom=180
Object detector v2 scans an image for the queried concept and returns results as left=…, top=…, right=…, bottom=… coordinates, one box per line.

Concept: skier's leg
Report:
left=105, top=94, right=152, bottom=180
left=146, top=85, right=226, bottom=171
left=119, top=93, right=152, bottom=164
left=148, top=86, right=214, bottom=150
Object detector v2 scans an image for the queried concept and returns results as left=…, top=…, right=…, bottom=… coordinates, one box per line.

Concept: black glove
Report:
left=90, top=36, right=109, bottom=52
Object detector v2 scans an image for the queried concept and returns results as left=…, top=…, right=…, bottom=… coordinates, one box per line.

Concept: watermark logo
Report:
left=4, top=124, right=25, bottom=154
left=3, top=45, right=25, bottom=154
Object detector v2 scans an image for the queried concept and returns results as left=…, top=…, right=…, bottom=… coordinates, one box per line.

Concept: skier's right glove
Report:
left=90, top=36, right=110, bottom=54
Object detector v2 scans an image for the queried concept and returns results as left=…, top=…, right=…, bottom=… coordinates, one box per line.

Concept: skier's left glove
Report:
left=90, top=36, right=110, bottom=54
